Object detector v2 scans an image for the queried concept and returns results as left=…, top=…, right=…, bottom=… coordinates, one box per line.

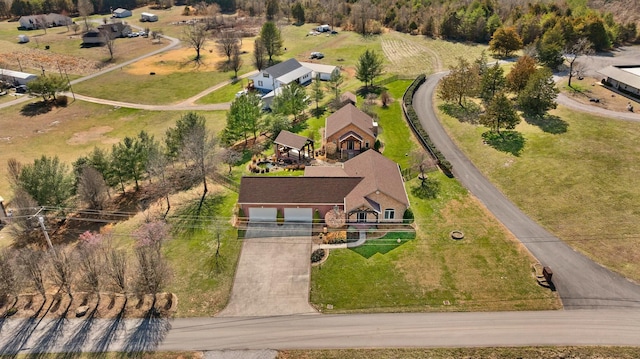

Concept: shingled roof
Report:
left=264, top=58, right=305, bottom=79
left=325, top=103, right=375, bottom=139
left=274, top=130, right=312, bottom=150
left=343, top=150, right=409, bottom=212
left=238, top=177, right=362, bottom=205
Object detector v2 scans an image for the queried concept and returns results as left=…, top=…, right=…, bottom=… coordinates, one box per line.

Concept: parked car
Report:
left=310, top=52, right=324, bottom=59
left=15, top=85, right=28, bottom=93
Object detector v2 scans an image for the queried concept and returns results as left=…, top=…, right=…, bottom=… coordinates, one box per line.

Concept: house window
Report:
left=263, top=73, right=270, bottom=78
left=257, top=81, right=263, bottom=87
left=357, top=212, right=367, bottom=222
left=365, top=141, right=369, bottom=148
left=384, top=209, right=395, bottom=220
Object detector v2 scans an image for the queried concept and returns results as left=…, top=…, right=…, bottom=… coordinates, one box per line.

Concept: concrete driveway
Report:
left=217, top=222, right=317, bottom=317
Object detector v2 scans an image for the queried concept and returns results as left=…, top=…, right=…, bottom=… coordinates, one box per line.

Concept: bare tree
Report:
left=6, top=189, right=40, bottom=247
left=216, top=30, right=240, bottom=62
left=75, top=240, right=103, bottom=293
left=230, top=44, right=243, bottom=79
left=565, top=38, right=594, bottom=88
left=181, top=121, right=220, bottom=212
left=17, top=249, right=46, bottom=299
left=133, top=245, right=171, bottom=296
left=147, top=148, right=171, bottom=218
left=183, top=23, right=209, bottom=62
left=77, top=0, right=94, bottom=32
left=7, top=157, right=22, bottom=190
left=102, top=29, right=116, bottom=61
left=0, top=249, right=19, bottom=311
left=220, top=148, right=242, bottom=174
left=49, top=247, right=74, bottom=298
left=77, top=166, right=109, bottom=210
left=105, top=248, right=127, bottom=294
left=253, top=38, right=267, bottom=71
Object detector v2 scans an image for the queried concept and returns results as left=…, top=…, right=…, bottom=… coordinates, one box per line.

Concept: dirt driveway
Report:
left=217, top=223, right=317, bottom=317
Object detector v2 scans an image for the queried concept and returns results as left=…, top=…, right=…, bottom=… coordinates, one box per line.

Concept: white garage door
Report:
left=248, top=208, right=277, bottom=222
left=284, top=208, right=313, bottom=222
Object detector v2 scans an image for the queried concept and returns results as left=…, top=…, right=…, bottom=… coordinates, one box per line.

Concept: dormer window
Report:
left=263, top=73, right=270, bottom=78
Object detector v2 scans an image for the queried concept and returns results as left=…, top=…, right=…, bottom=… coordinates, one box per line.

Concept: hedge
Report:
left=402, top=75, right=453, bottom=176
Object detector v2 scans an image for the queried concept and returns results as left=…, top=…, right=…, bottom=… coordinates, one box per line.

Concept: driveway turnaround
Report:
left=217, top=223, right=317, bottom=317
left=413, top=73, right=640, bottom=309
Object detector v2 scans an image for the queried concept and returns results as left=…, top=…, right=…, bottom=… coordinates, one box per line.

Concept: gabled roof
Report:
left=114, top=8, right=130, bottom=13
left=0, top=68, right=37, bottom=80
left=299, top=61, right=338, bottom=75
left=274, top=130, right=312, bottom=150
left=325, top=103, right=375, bottom=140
left=340, top=91, right=357, bottom=104
left=342, top=150, right=409, bottom=211
left=276, top=66, right=311, bottom=84
left=264, top=58, right=305, bottom=79
left=599, top=65, right=640, bottom=90
left=238, top=177, right=362, bottom=204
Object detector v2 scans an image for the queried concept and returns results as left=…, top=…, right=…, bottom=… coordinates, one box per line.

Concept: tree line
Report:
left=0, top=223, right=171, bottom=315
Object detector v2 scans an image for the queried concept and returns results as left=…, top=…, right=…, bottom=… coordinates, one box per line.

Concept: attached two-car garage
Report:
left=247, top=207, right=312, bottom=223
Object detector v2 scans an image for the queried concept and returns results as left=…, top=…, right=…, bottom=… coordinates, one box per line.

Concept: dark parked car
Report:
left=15, top=85, right=28, bottom=93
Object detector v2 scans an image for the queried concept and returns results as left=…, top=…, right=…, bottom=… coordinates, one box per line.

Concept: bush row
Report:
left=402, top=75, right=454, bottom=176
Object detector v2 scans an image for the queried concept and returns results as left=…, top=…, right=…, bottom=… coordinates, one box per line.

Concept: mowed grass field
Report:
left=437, top=98, right=640, bottom=282
left=310, top=80, right=560, bottom=313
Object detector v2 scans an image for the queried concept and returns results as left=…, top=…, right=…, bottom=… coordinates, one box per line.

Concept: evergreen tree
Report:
left=259, top=21, right=283, bottom=65
left=517, top=67, right=559, bottom=115
left=355, top=49, right=384, bottom=89
left=480, top=92, right=520, bottom=134
left=479, top=63, right=506, bottom=103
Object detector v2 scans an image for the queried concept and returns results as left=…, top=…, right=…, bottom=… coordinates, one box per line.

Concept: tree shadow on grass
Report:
left=482, top=130, right=526, bottom=156
left=169, top=194, right=227, bottom=234
left=310, top=106, right=326, bottom=118
left=20, top=101, right=53, bottom=117
left=355, top=85, right=387, bottom=98
left=410, top=177, right=440, bottom=199
left=523, top=113, right=568, bottom=134
left=438, top=102, right=482, bottom=124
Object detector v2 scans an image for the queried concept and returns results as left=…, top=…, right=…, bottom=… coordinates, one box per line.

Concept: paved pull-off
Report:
left=217, top=223, right=317, bottom=317
left=413, top=73, right=640, bottom=309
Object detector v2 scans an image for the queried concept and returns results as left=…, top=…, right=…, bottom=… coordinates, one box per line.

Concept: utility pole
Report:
left=31, top=207, right=53, bottom=250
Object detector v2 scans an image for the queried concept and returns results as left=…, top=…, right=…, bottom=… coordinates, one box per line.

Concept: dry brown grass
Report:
left=560, top=77, right=638, bottom=111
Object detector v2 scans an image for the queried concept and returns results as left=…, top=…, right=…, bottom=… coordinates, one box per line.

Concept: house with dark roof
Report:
left=237, top=150, right=409, bottom=223
left=599, top=65, right=640, bottom=97
left=324, top=103, right=378, bottom=160
left=274, top=130, right=314, bottom=162
left=82, top=22, right=131, bottom=45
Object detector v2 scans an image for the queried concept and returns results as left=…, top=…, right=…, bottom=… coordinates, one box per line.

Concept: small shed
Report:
left=340, top=91, right=357, bottom=106
left=113, top=8, right=132, bottom=18
left=274, top=130, right=315, bottom=162
left=140, top=12, right=158, bottom=22
left=0, top=68, right=37, bottom=85
left=316, top=24, right=330, bottom=32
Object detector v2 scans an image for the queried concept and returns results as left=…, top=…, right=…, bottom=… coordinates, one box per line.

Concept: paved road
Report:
left=412, top=72, right=640, bottom=309
left=2, top=309, right=640, bottom=354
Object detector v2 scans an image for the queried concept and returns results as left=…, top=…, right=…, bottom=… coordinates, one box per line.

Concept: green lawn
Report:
left=163, top=192, right=242, bottom=317
left=310, top=80, right=560, bottom=313
left=375, top=79, right=415, bottom=169
left=437, top=99, right=640, bottom=282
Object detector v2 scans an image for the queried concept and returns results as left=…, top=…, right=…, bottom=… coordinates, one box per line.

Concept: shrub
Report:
left=311, top=249, right=325, bottom=263
left=55, top=95, right=68, bottom=107
left=403, top=208, right=414, bottom=223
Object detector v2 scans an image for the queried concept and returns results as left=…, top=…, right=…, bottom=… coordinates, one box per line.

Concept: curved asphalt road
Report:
left=413, top=72, right=640, bottom=310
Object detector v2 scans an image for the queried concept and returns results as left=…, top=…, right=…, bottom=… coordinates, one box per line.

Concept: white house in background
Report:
left=0, top=68, right=37, bottom=85
left=18, top=13, right=72, bottom=30
left=140, top=12, right=158, bottom=22
left=300, top=61, right=339, bottom=81
left=113, top=8, right=132, bottom=18
left=316, top=24, right=330, bottom=32
left=598, top=65, right=640, bottom=97
left=250, top=59, right=340, bottom=108
left=250, top=58, right=313, bottom=93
